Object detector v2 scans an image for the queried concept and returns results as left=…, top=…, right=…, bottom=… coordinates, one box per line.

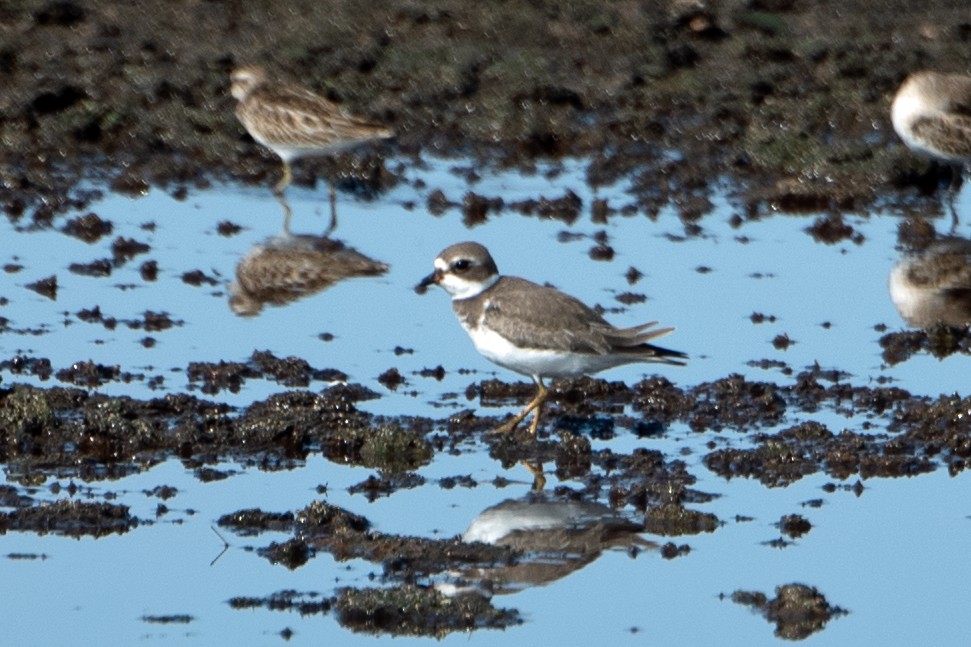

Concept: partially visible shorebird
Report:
left=230, top=65, right=393, bottom=235
left=416, top=242, right=686, bottom=436
left=891, top=71, right=971, bottom=224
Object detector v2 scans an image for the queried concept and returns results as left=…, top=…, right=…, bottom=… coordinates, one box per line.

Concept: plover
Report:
left=230, top=65, right=393, bottom=235
left=416, top=242, right=686, bottom=435
left=890, top=71, right=971, bottom=222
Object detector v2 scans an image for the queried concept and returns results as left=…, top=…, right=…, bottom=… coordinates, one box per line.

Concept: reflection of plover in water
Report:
left=229, top=233, right=388, bottom=317
left=888, top=237, right=971, bottom=328
left=230, top=65, right=393, bottom=234
left=891, top=71, right=971, bottom=222
left=415, top=242, right=686, bottom=436
left=447, top=494, right=653, bottom=595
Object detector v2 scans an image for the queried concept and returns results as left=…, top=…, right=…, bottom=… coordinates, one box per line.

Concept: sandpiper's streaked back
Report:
left=416, top=242, right=686, bottom=435
left=891, top=71, right=971, bottom=222
left=230, top=65, right=393, bottom=234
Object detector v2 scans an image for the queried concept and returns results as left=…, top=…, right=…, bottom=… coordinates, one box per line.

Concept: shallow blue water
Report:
left=1, top=156, right=970, bottom=645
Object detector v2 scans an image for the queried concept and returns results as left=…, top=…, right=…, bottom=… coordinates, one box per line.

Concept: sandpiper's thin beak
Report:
left=414, top=270, right=442, bottom=295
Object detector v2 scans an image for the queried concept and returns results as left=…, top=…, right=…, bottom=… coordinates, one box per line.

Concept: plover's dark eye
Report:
left=453, top=259, right=471, bottom=272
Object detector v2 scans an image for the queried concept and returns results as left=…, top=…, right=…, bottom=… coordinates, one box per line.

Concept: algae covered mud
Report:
left=2, top=1, right=971, bottom=645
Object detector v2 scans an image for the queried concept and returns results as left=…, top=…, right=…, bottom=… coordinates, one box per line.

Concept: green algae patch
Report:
left=324, top=424, right=434, bottom=472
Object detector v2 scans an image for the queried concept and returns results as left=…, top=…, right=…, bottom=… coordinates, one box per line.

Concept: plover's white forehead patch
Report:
left=434, top=257, right=449, bottom=271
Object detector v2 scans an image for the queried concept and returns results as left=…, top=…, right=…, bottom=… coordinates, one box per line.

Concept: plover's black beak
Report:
left=414, top=270, right=441, bottom=295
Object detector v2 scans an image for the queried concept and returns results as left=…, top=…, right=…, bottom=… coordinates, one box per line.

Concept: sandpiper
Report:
left=230, top=65, right=393, bottom=234
left=890, top=71, right=971, bottom=222
left=416, top=242, right=686, bottom=436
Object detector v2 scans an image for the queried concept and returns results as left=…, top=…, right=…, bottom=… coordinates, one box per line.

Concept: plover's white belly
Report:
left=464, top=323, right=635, bottom=379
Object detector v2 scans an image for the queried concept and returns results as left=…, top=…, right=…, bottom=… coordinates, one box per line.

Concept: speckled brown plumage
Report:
left=229, top=232, right=388, bottom=317
left=231, top=65, right=392, bottom=160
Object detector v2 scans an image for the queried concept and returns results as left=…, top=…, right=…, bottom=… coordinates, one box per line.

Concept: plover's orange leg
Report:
left=527, top=397, right=545, bottom=437
left=522, top=461, right=546, bottom=490
left=494, top=380, right=548, bottom=434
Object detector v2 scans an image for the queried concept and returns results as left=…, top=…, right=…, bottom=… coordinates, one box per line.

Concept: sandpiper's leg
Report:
left=274, top=192, right=293, bottom=235
left=494, top=379, right=548, bottom=434
left=945, top=164, right=964, bottom=231
left=324, top=180, right=338, bottom=237
left=273, top=162, right=293, bottom=196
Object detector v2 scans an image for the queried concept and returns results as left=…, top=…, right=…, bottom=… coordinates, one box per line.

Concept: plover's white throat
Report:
left=230, top=65, right=393, bottom=235
left=891, top=71, right=971, bottom=223
left=416, top=241, right=686, bottom=435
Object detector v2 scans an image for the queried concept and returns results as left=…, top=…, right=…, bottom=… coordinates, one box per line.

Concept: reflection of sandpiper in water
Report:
left=229, top=227, right=388, bottom=317
left=230, top=65, right=393, bottom=236
left=891, top=71, right=971, bottom=224
left=441, top=492, right=654, bottom=596
left=888, top=236, right=971, bottom=328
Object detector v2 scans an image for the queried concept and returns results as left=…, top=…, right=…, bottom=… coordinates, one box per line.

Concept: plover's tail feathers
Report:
left=600, top=321, right=688, bottom=366
left=636, top=343, right=688, bottom=366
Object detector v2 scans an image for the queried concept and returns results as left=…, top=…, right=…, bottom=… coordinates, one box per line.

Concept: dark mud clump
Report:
left=231, top=583, right=521, bottom=637
left=0, top=355, right=53, bottom=381
left=140, top=614, right=194, bottom=625
left=68, top=258, right=113, bottom=277
left=731, top=583, right=848, bottom=640
left=62, top=212, right=113, bottom=243
left=879, top=324, right=971, bottom=365
left=111, top=237, right=150, bottom=264
left=55, top=360, right=122, bottom=387
left=25, top=275, right=57, bottom=300
left=0, top=499, right=137, bottom=538
left=804, top=214, right=863, bottom=245
left=187, top=350, right=349, bottom=394
left=335, top=585, right=520, bottom=637
left=643, top=503, right=720, bottom=536
left=217, top=508, right=295, bottom=537
left=321, top=423, right=433, bottom=472
left=778, top=514, right=812, bottom=539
